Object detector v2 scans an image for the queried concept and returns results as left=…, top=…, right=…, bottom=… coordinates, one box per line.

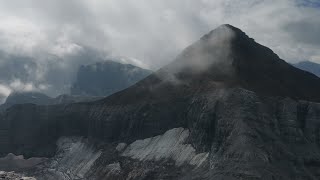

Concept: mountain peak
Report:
left=201, top=24, right=250, bottom=42
left=159, top=25, right=250, bottom=83
left=202, top=24, right=236, bottom=39
left=155, top=24, right=320, bottom=101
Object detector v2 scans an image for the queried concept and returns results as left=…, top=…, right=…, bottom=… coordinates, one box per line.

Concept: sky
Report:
left=0, top=0, right=319, bottom=102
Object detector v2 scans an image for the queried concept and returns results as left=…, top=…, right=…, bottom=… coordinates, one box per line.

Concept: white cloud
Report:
left=311, top=55, right=320, bottom=64
left=0, top=16, right=46, bottom=55
left=0, top=79, right=51, bottom=104
left=9, top=79, right=35, bottom=92
left=0, top=84, right=11, bottom=97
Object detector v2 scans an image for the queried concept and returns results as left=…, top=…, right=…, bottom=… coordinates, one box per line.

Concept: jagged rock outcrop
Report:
left=1, top=24, right=320, bottom=180
left=70, top=61, right=152, bottom=96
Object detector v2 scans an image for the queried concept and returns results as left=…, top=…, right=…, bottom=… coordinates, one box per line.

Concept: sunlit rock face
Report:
left=2, top=25, right=320, bottom=179
left=122, top=128, right=208, bottom=167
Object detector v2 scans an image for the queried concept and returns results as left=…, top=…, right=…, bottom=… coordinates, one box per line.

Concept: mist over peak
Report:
left=201, top=24, right=238, bottom=41
left=157, top=25, right=255, bottom=83
left=144, top=24, right=320, bottom=102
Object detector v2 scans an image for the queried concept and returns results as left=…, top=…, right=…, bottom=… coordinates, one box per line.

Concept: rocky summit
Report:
left=1, top=24, right=320, bottom=180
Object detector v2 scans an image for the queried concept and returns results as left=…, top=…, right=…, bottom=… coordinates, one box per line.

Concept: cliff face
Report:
left=1, top=25, right=320, bottom=180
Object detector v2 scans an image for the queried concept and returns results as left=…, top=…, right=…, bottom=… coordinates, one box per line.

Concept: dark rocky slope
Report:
left=1, top=25, right=320, bottom=180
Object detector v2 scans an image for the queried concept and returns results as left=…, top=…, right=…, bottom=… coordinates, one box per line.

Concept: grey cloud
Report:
left=284, top=19, right=320, bottom=47
left=1, top=0, right=319, bottom=67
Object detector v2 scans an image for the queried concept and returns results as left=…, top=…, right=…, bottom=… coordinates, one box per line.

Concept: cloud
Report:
left=0, top=79, right=50, bottom=103
left=311, top=55, right=320, bottom=64
left=0, top=0, right=319, bottom=67
left=0, top=84, right=11, bottom=103
left=0, top=0, right=319, bottom=102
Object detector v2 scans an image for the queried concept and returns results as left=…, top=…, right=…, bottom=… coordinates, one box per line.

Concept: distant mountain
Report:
left=0, top=48, right=106, bottom=103
left=293, top=61, right=320, bottom=77
left=5, top=92, right=52, bottom=106
left=0, top=48, right=145, bottom=103
left=0, top=60, right=151, bottom=111
left=0, top=91, right=101, bottom=112
left=70, top=61, right=152, bottom=96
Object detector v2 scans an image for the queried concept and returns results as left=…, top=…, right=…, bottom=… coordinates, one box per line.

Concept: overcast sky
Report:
left=0, top=0, right=319, bottom=102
